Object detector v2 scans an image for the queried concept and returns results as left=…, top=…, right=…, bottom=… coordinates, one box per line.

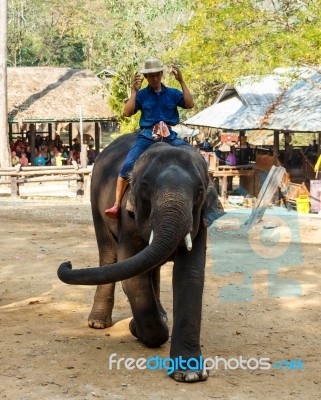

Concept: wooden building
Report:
left=185, top=68, right=321, bottom=210
left=7, top=67, right=117, bottom=161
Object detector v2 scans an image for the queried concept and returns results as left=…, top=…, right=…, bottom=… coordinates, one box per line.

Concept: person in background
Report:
left=15, top=145, right=22, bottom=158
left=11, top=150, right=20, bottom=167
left=66, top=150, right=78, bottom=166
left=72, top=138, right=81, bottom=152
left=42, top=146, right=51, bottom=165
left=199, top=137, right=212, bottom=151
left=225, top=146, right=238, bottom=191
left=87, top=144, right=96, bottom=165
left=214, top=145, right=225, bottom=164
left=55, top=152, right=67, bottom=167
left=225, top=146, right=237, bottom=166
left=243, top=142, right=253, bottom=164
left=312, top=139, right=318, bottom=153
left=35, top=152, right=46, bottom=166
left=20, top=152, right=29, bottom=166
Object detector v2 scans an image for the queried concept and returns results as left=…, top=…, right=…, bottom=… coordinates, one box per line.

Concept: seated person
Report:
left=312, top=139, right=318, bottom=153
left=105, top=56, right=194, bottom=219
left=243, top=142, right=253, bottom=163
left=199, top=137, right=212, bottom=151
left=214, top=145, right=225, bottom=164
left=87, top=145, right=96, bottom=165
left=11, top=151, right=20, bottom=167
left=55, top=152, right=67, bottom=167
left=35, top=152, right=46, bottom=166
left=225, top=148, right=237, bottom=166
left=20, top=152, right=29, bottom=166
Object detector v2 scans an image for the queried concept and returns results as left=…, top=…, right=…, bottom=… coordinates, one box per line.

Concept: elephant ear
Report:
left=203, top=181, right=225, bottom=227
left=126, top=185, right=136, bottom=215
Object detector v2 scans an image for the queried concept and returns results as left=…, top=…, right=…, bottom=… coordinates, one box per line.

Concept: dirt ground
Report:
left=0, top=198, right=320, bottom=400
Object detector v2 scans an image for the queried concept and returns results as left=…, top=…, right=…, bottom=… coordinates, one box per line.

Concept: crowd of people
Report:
left=196, top=137, right=255, bottom=167
left=10, top=134, right=97, bottom=167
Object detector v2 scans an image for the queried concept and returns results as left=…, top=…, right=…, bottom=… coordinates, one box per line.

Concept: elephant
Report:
left=57, top=131, right=224, bottom=382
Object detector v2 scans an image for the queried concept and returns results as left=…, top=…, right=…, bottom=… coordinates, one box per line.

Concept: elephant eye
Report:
left=195, top=185, right=205, bottom=203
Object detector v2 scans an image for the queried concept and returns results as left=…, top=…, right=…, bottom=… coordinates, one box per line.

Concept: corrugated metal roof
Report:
left=185, top=69, right=321, bottom=132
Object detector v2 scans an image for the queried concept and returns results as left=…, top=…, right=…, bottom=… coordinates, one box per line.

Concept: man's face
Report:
left=144, top=71, right=163, bottom=90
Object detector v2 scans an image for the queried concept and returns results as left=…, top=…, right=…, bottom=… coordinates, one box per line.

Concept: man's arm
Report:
left=123, top=72, right=144, bottom=117
left=171, top=66, right=194, bottom=109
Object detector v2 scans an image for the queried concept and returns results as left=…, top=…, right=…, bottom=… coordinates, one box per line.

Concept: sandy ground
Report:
left=0, top=198, right=320, bottom=400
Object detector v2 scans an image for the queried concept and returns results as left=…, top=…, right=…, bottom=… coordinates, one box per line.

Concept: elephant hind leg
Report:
left=88, top=216, right=117, bottom=329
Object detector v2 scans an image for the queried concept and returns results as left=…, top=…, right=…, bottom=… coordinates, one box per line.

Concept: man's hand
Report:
left=171, top=65, right=194, bottom=109
left=133, top=72, right=144, bottom=92
left=171, top=65, right=184, bottom=83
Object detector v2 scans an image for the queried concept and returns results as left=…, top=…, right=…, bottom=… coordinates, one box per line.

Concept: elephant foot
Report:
left=88, top=310, right=112, bottom=329
left=170, top=369, right=209, bottom=382
left=129, top=318, right=169, bottom=348
left=129, top=318, right=138, bottom=338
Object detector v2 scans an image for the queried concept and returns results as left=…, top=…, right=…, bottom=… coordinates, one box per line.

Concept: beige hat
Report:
left=139, top=57, right=167, bottom=74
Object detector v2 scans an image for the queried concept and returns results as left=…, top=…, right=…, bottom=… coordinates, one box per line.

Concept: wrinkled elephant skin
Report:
left=57, top=132, right=223, bottom=382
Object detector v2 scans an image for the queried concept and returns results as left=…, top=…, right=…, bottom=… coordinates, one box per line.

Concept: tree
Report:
left=168, top=0, right=321, bottom=109
left=6, top=0, right=195, bottom=130
left=101, top=0, right=194, bottom=130
left=0, top=0, right=10, bottom=168
left=7, top=0, right=88, bottom=66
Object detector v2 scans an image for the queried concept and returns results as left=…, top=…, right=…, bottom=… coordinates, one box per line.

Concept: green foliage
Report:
left=7, top=0, right=196, bottom=132
left=108, top=72, right=141, bottom=133
left=168, top=0, right=321, bottom=109
left=7, top=0, right=321, bottom=131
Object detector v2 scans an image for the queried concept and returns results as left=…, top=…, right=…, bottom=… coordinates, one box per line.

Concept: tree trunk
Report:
left=0, top=0, right=10, bottom=168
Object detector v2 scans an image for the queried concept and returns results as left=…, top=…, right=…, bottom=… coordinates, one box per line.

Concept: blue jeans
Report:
left=120, top=133, right=189, bottom=180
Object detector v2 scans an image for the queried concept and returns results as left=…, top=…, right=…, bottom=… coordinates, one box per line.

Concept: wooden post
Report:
left=30, top=124, right=36, bottom=165
left=76, top=176, right=84, bottom=196
left=0, top=0, right=10, bottom=168
left=68, top=123, right=73, bottom=149
left=11, top=176, right=19, bottom=198
left=83, top=173, right=91, bottom=203
left=9, top=123, right=13, bottom=144
left=48, top=123, right=52, bottom=142
left=239, top=130, right=246, bottom=163
left=95, top=122, right=100, bottom=155
left=273, top=130, right=279, bottom=165
left=221, top=176, right=228, bottom=203
left=80, top=143, right=88, bottom=168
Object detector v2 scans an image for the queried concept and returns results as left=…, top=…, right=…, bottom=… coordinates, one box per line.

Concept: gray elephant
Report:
left=58, top=131, right=224, bottom=382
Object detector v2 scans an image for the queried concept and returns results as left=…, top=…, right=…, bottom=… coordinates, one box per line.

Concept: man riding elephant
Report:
left=105, top=56, right=194, bottom=219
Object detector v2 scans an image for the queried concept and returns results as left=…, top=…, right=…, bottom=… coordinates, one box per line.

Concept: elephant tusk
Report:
left=184, top=233, right=192, bottom=251
left=149, top=231, right=154, bottom=245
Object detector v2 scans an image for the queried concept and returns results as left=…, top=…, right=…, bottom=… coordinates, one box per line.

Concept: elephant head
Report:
left=57, top=143, right=222, bottom=285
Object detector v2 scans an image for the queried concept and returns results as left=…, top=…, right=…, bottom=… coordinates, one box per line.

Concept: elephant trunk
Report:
left=58, top=205, right=190, bottom=286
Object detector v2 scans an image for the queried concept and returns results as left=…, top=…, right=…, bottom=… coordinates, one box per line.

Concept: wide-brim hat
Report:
left=139, top=57, right=167, bottom=74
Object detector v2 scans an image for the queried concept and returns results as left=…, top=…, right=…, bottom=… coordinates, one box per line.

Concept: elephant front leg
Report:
left=122, top=272, right=169, bottom=348
left=88, top=283, right=116, bottom=329
left=170, top=226, right=208, bottom=382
